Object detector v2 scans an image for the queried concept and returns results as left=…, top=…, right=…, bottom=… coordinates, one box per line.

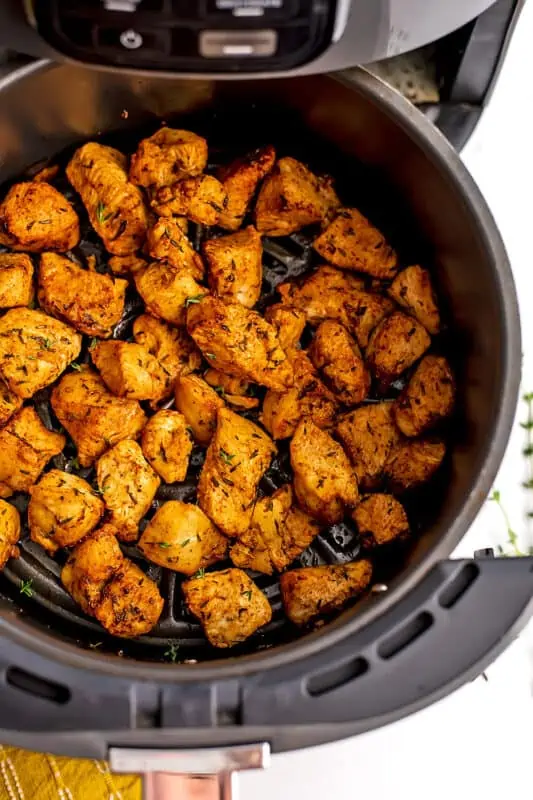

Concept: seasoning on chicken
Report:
left=335, top=402, right=400, bottom=491
left=141, top=410, right=193, bottom=483
left=51, top=370, right=146, bottom=467
left=183, top=568, right=272, bottom=648
left=198, top=407, right=276, bottom=537
left=108, top=253, right=147, bottom=276
left=130, top=127, right=208, bottom=189
left=264, top=304, right=306, bottom=351
left=384, top=438, right=446, bottom=493
left=28, top=470, right=104, bottom=554
left=203, top=369, right=249, bottom=397
left=61, top=524, right=124, bottom=615
left=0, top=500, right=21, bottom=570
left=0, top=407, right=65, bottom=497
left=388, top=265, right=440, bottom=335
left=0, top=378, right=22, bottom=427
left=280, top=560, right=373, bottom=626
left=352, top=493, right=409, bottom=549
left=145, top=219, right=204, bottom=279
left=309, top=320, right=370, bottom=406
left=174, top=374, right=225, bottom=446
left=96, top=439, right=160, bottom=542
left=290, top=419, right=358, bottom=524
left=152, top=175, right=227, bottom=226
left=394, top=355, right=455, bottom=438
left=138, top=501, right=228, bottom=575
left=0, top=308, right=82, bottom=400
left=217, top=145, right=276, bottom=231
left=187, top=295, right=293, bottom=391
left=204, top=225, right=262, bottom=308
left=91, top=340, right=167, bottom=402
left=254, top=157, right=340, bottom=236
left=67, top=142, right=148, bottom=255
left=135, top=262, right=205, bottom=327
left=0, top=253, right=34, bottom=308
left=366, top=311, right=431, bottom=385
left=38, top=253, right=127, bottom=338
left=0, top=181, right=79, bottom=253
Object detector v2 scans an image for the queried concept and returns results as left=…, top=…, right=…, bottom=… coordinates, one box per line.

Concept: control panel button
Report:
left=205, top=0, right=299, bottom=20
left=199, top=29, right=278, bottom=57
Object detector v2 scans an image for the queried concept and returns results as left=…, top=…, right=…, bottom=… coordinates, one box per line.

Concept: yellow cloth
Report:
left=0, top=746, right=141, bottom=800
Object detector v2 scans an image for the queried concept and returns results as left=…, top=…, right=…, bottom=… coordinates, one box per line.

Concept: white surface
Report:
left=242, top=4, right=533, bottom=797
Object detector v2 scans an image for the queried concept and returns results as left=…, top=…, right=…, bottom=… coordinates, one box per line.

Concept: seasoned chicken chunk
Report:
left=254, top=157, right=340, bottom=236
left=335, top=402, right=400, bottom=490
left=183, top=568, right=272, bottom=648
left=141, top=410, right=193, bottom=483
left=353, top=493, right=409, bottom=549
left=0, top=407, right=65, bottom=497
left=138, top=501, right=227, bottom=575
left=204, top=369, right=249, bottom=396
left=28, top=470, right=104, bottom=554
left=0, top=253, right=33, bottom=308
left=130, top=127, right=208, bottom=189
left=38, top=253, right=127, bottom=338
left=388, top=265, right=440, bottom=334
left=108, top=253, right=147, bottom=276
left=204, top=226, right=262, bottom=308
left=366, top=311, right=431, bottom=385
left=198, top=407, right=276, bottom=537
left=51, top=370, right=146, bottom=467
left=394, top=355, right=455, bottom=438
left=217, top=145, right=276, bottom=230
left=67, top=143, right=148, bottom=256
left=313, top=208, right=398, bottom=279
left=280, top=560, right=373, bottom=626
left=61, top=525, right=124, bottom=615
left=135, top=262, right=204, bottom=327
left=145, top=219, right=204, bottom=279
left=96, top=439, right=160, bottom=542
left=264, top=304, right=306, bottom=351
left=0, top=308, right=81, bottom=399
left=175, top=374, right=225, bottom=446
left=0, top=500, right=21, bottom=570
left=309, top=320, right=370, bottom=406
left=0, top=378, right=22, bottom=427
left=0, top=181, right=79, bottom=252
left=152, top=175, right=227, bottom=226
left=187, top=295, right=293, bottom=391
left=290, top=419, right=358, bottom=523
left=91, top=341, right=167, bottom=402
left=384, top=439, right=446, bottom=493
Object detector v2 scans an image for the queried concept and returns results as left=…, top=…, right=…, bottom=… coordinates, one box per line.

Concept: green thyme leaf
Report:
left=19, top=579, right=33, bottom=598
left=164, top=642, right=179, bottom=662
left=219, top=448, right=234, bottom=465
left=70, top=362, right=83, bottom=372
left=185, top=294, right=206, bottom=307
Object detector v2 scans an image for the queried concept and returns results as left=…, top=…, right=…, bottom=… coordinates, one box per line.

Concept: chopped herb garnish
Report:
left=242, top=590, right=252, bottom=601
left=70, top=362, right=83, bottom=371
left=165, top=642, right=179, bottom=662
left=205, top=353, right=216, bottom=360
left=96, top=201, right=112, bottom=225
left=181, top=538, right=191, bottom=547
left=185, top=294, right=206, bottom=307
left=89, top=338, right=98, bottom=350
left=71, top=456, right=80, bottom=470
left=193, top=568, right=205, bottom=579
left=219, top=448, right=235, bottom=465
left=159, top=542, right=171, bottom=549
left=213, top=385, right=226, bottom=398
left=19, top=579, right=33, bottom=598
left=42, top=338, right=53, bottom=350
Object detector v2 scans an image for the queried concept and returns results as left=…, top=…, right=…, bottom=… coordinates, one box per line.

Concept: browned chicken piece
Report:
left=203, top=369, right=249, bottom=396
left=290, top=419, right=358, bottom=523
left=384, top=439, right=446, bottom=493
left=309, top=320, right=370, bottom=406
left=66, top=143, right=148, bottom=256
left=32, top=164, right=60, bottom=183
left=0, top=309, right=81, bottom=400
left=366, top=311, right=431, bottom=385
left=388, top=265, right=441, bottom=335
left=175, top=374, right=225, bottom=446
left=108, top=254, right=147, bottom=276
left=183, top=568, right=272, bottom=648
left=0, top=253, right=34, bottom=308
left=145, top=219, right=204, bottom=279
left=0, top=407, right=65, bottom=497
left=198, top=407, right=276, bottom=537
left=51, top=370, right=146, bottom=467
left=0, top=182, right=79, bottom=253
left=231, top=484, right=321, bottom=575
left=0, top=500, right=21, bottom=570
left=28, top=470, right=104, bottom=554
left=130, top=127, right=208, bottom=189
left=394, top=355, right=455, bottom=438
left=204, top=226, right=262, bottom=308
left=135, top=262, right=205, bottom=327
left=152, top=175, right=227, bottom=226
left=91, top=340, right=167, bottom=402
left=38, top=253, right=127, bottom=338
left=0, top=378, right=22, bottom=427
left=264, top=304, right=306, bottom=351
left=138, top=501, right=228, bottom=575
left=187, top=295, right=293, bottom=391
left=254, top=157, right=340, bottom=237
left=61, top=525, right=125, bottom=615
left=313, top=208, right=398, bottom=279
left=141, top=410, right=193, bottom=483
left=352, top=493, right=409, bottom=549
left=96, top=439, right=160, bottom=542
left=280, top=560, right=373, bottom=626
left=335, top=402, right=400, bottom=491
left=217, top=145, right=276, bottom=231
left=262, top=349, right=337, bottom=440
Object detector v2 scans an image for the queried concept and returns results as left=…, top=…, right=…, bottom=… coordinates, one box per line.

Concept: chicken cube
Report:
left=384, top=439, right=446, bottom=493
left=183, top=568, right=272, bottom=648
left=141, top=410, right=193, bottom=483
left=145, top=219, right=204, bottom=280
left=309, top=320, right=370, bottom=406
left=0, top=500, right=21, bottom=569
left=91, top=340, right=167, bottom=402
left=217, top=145, right=276, bottom=230
left=280, top=560, right=373, bottom=625
left=204, top=226, right=262, bottom=309
left=290, top=419, right=358, bottom=523
left=138, top=501, right=228, bottom=575
left=0, top=182, right=79, bottom=253
left=335, top=402, right=400, bottom=491
left=388, top=265, right=441, bottom=335
left=0, top=407, right=65, bottom=497
left=0, top=253, right=34, bottom=308
left=51, top=370, right=147, bottom=467
left=198, top=407, right=276, bottom=537
left=152, top=175, right=227, bottom=226
left=174, top=374, right=225, bottom=446
left=352, top=493, right=409, bottom=549
left=28, top=469, right=104, bottom=554
left=264, top=304, right=306, bottom=351
left=135, top=262, right=205, bottom=327
left=0, top=377, right=23, bottom=427
left=129, top=127, right=208, bottom=189
left=108, top=254, right=147, bottom=276
left=38, top=253, right=127, bottom=338
left=61, top=525, right=125, bottom=615
left=366, top=311, right=431, bottom=385
left=394, top=355, right=455, bottom=437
